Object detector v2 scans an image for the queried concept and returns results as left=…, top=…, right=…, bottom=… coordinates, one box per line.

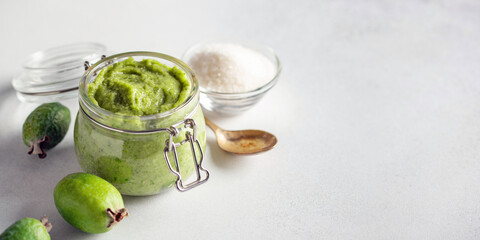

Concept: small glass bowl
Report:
left=183, top=41, right=282, bottom=115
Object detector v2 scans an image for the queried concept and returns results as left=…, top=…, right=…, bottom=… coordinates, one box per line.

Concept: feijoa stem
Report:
left=27, top=136, right=49, bottom=159
left=40, top=215, right=52, bottom=233
left=106, top=208, right=128, bottom=228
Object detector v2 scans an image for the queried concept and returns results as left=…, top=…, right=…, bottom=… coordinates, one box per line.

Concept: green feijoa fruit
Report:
left=53, top=173, right=128, bottom=234
left=22, top=102, right=71, bottom=159
left=0, top=216, right=52, bottom=240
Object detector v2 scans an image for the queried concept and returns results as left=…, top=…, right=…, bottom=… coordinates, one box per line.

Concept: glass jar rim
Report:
left=79, top=51, right=200, bottom=130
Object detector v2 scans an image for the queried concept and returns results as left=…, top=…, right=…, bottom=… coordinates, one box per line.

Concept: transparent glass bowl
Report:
left=183, top=41, right=281, bottom=115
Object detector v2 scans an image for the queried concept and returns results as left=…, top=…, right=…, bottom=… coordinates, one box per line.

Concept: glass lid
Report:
left=12, top=42, right=106, bottom=102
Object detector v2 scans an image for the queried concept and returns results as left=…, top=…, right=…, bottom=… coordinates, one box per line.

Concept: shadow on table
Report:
left=206, top=137, right=246, bottom=169
left=202, top=110, right=249, bottom=169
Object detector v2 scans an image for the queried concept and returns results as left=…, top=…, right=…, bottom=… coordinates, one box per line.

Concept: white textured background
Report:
left=1, top=0, right=480, bottom=239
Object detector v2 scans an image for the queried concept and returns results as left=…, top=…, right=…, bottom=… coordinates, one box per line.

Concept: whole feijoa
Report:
left=22, top=102, right=70, bottom=159
left=0, top=216, right=52, bottom=240
left=53, top=173, right=128, bottom=233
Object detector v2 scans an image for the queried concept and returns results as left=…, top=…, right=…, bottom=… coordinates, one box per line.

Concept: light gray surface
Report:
left=1, top=0, right=480, bottom=239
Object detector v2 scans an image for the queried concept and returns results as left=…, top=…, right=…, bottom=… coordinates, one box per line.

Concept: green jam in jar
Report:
left=74, top=54, right=206, bottom=196
left=87, top=57, right=191, bottom=116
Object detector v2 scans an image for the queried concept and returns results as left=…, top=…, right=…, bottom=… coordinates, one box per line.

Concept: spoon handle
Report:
left=204, top=117, right=221, bottom=133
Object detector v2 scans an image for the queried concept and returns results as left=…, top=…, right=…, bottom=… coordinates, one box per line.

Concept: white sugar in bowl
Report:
left=183, top=41, right=281, bottom=115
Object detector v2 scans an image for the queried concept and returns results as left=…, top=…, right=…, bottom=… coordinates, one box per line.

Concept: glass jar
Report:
left=74, top=52, right=209, bottom=196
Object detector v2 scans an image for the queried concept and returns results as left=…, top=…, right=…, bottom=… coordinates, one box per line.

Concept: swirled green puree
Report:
left=88, top=57, right=191, bottom=116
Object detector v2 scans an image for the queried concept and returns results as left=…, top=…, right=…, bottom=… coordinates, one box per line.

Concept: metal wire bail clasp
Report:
left=163, top=118, right=209, bottom=192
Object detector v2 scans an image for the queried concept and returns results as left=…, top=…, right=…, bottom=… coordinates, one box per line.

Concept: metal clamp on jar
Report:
left=163, top=118, right=209, bottom=192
